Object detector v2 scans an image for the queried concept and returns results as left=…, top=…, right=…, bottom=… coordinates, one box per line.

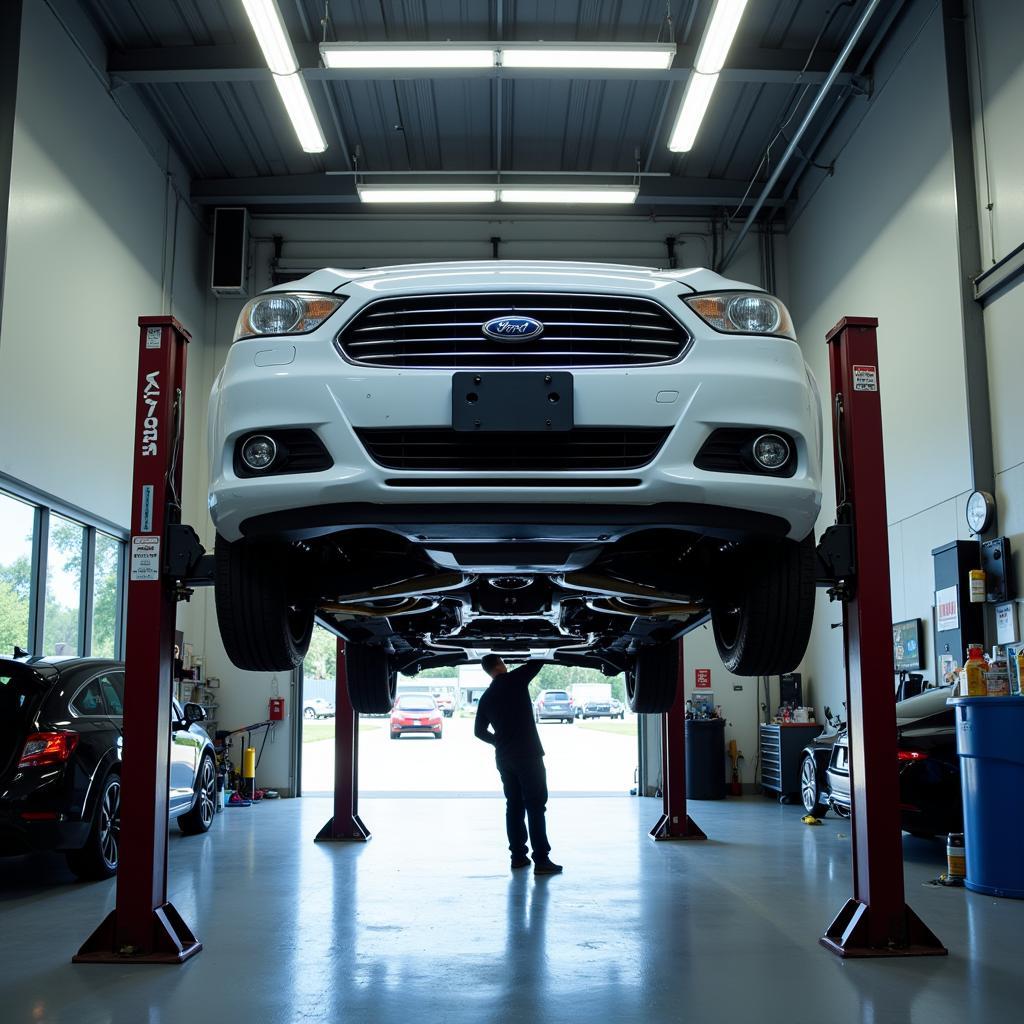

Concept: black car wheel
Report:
left=215, top=535, right=315, bottom=672
left=626, top=643, right=679, bottom=714
left=178, top=754, right=217, bottom=835
left=346, top=643, right=397, bottom=714
left=67, top=772, right=120, bottom=880
left=800, top=754, right=828, bottom=818
left=711, top=534, right=815, bottom=676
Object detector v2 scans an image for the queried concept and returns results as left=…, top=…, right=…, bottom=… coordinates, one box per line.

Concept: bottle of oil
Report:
left=964, top=644, right=988, bottom=697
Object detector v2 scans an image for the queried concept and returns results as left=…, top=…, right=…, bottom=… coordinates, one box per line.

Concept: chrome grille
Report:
left=336, top=292, right=687, bottom=368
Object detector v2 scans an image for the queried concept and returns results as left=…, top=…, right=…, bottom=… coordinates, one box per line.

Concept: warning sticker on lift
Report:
left=130, top=535, right=161, bottom=581
left=852, top=364, right=878, bottom=391
left=145, top=327, right=162, bottom=349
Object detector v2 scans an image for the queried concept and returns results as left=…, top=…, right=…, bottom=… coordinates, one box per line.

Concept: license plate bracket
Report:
left=452, top=372, right=574, bottom=432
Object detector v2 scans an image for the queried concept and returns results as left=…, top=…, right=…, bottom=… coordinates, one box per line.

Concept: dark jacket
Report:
left=474, top=662, right=545, bottom=760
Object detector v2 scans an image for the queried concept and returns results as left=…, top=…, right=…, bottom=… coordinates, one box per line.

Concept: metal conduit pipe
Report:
left=717, top=0, right=884, bottom=274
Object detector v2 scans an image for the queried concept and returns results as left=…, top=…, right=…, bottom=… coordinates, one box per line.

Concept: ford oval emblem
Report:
left=482, top=316, right=544, bottom=342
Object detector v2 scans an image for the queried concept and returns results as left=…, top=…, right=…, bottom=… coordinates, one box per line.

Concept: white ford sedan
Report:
left=208, top=261, right=822, bottom=714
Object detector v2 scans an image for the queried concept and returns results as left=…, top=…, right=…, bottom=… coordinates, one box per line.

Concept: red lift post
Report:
left=650, top=640, right=706, bottom=841
left=315, top=638, right=371, bottom=842
left=75, top=317, right=202, bottom=964
left=819, top=317, right=945, bottom=958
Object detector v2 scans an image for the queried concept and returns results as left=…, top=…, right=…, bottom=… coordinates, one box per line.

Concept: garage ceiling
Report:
left=79, top=0, right=906, bottom=217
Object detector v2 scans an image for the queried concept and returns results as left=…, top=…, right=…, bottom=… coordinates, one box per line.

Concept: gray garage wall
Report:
left=0, top=1, right=207, bottom=529
left=787, top=0, right=1024, bottom=724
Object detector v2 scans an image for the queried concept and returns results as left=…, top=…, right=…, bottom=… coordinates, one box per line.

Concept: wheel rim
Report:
left=199, top=759, right=216, bottom=827
left=715, top=605, right=742, bottom=652
left=304, top=708, right=315, bottom=719
left=100, top=778, right=121, bottom=869
left=800, top=759, right=818, bottom=813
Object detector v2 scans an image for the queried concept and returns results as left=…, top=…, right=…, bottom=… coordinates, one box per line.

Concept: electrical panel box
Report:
left=981, top=537, right=1013, bottom=603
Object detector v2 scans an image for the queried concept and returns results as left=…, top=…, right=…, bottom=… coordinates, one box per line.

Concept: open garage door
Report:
left=298, top=627, right=638, bottom=797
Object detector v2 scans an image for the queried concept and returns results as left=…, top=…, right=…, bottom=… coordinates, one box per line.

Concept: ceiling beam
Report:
left=110, top=44, right=858, bottom=88
left=190, top=173, right=788, bottom=209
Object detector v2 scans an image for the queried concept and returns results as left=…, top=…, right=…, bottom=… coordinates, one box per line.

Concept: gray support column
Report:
left=0, top=0, right=24, bottom=338
left=942, top=0, right=995, bottom=502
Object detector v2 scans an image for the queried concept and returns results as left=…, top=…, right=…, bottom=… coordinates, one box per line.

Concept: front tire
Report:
left=178, top=754, right=217, bottom=835
left=800, top=754, right=828, bottom=817
left=67, top=772, right=120, bottom=880
left=711, top=534, right=816, bottom=676
left=626, top=643, right=679, bottom=714
left=346, top=643, right=397, bottom=714
left=215, top=535, right=315, bottom=672
left=303, top=707, right=316, bottom=720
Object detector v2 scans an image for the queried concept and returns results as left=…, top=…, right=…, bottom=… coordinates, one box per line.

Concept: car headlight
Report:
left=683, top=292, right=795, bottom=340
left=234, top=292, right=347, bottom=341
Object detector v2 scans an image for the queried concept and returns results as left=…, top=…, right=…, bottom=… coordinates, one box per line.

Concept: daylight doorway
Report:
left=299, top=626, right=638, bottom=796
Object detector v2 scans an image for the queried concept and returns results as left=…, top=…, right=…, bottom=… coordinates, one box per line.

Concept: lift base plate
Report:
left=819, top=898, right=948, bottom=958
left=73, top=903, right=202, bottom=964
left=649, top=813, right=707, bottom=841
left=315, top=815, right=372, bottom=843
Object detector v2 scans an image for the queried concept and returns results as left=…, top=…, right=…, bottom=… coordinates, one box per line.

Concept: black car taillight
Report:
left=18, top=731, right=79, bottom=768
left=897, top=750, right=929, bottom=761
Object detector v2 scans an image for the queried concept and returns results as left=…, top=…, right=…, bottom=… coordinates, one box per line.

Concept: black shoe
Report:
left=533, top=859, right=563, bottom=876
left=511, top=857, right=531, bottom=870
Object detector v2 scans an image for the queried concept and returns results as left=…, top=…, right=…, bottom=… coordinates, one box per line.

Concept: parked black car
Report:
left=0, top=656, right=217, bottom=879
left=800, top=686, right=962, bottom=838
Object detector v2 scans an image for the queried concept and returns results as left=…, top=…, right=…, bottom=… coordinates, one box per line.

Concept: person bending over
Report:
left=474, top=654, right=563, bottom=875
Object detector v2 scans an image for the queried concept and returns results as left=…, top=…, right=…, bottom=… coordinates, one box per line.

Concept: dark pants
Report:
left=497, top=755, right=551, bottom=861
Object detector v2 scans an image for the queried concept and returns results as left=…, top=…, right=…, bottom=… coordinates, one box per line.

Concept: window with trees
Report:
left=0, top=483, right=126, bottom=659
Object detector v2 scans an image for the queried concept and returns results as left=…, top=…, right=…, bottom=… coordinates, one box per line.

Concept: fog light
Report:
left=752, top=433, right=790, bottom=470
left=241, top=434, right=277, bottom=471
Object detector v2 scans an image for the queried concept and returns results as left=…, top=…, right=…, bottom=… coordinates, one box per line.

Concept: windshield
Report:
left=397, top=695, right=436, bottom=711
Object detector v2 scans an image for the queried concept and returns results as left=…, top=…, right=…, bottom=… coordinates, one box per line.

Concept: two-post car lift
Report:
left=73, top=314, right=944, bottom=963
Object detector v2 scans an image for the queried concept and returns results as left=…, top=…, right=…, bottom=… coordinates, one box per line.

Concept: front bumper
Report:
left=209, top=307, right=822, bottom=544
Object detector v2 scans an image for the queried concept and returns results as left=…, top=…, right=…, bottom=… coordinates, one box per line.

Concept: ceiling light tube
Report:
left=499, top=43, right=676, bottom=70
left=273, top=73, right=327, bottom=153
left=694, top=0, right=749, bottom=74
left=241, top=0, right=299, bottom=75
left=321, top=43, right=496, bottom=69
left=668, top=72, right=719, bottom=152
left=358, top=186, right=499, bottom=203
left=498, top=187, right=639, bottom=204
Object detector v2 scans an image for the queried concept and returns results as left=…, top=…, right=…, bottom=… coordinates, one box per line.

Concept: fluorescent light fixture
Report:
left=695, top=0, right=750, bottom=74
left=500, top=44, right=676, bottom=70
left=272, top=73, right=327, bottom=153
left=358, top=186, right=499, bottom=203
left=668, top=72, right=719, bottom=152
left=320, top=41, right=675, bottom=72
left=499, top=187, right=639, bottom=204
left=241, top=0, right=299, bottom=75
left=321, top=43, right=495, bottom=69
left=667, top=0, right=749, bottom=152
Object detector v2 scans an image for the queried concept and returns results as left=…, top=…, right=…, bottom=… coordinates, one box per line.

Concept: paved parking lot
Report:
left=302, top=714, right=638, bottom=795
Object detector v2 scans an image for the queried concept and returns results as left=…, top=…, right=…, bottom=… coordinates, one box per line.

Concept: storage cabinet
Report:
left=759, top=723, right=822, bottom=800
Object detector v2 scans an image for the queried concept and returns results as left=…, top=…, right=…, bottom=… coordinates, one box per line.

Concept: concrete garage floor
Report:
left=1, top=797, right=1020, bottom=1024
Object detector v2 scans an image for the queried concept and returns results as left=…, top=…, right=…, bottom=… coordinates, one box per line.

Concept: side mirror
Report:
left=183, top=702, right=207, bottom=724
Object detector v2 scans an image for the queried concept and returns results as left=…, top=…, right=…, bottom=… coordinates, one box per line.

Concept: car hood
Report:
left=265, top=261, right=761, bottom=300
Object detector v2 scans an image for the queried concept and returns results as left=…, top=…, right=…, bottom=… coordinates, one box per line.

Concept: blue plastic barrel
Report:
left=948, top=696, right=1024, bottom=899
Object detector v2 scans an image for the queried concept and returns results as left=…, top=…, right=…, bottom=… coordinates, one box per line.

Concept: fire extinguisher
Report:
left=268, top=697, right=285, bottom=721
